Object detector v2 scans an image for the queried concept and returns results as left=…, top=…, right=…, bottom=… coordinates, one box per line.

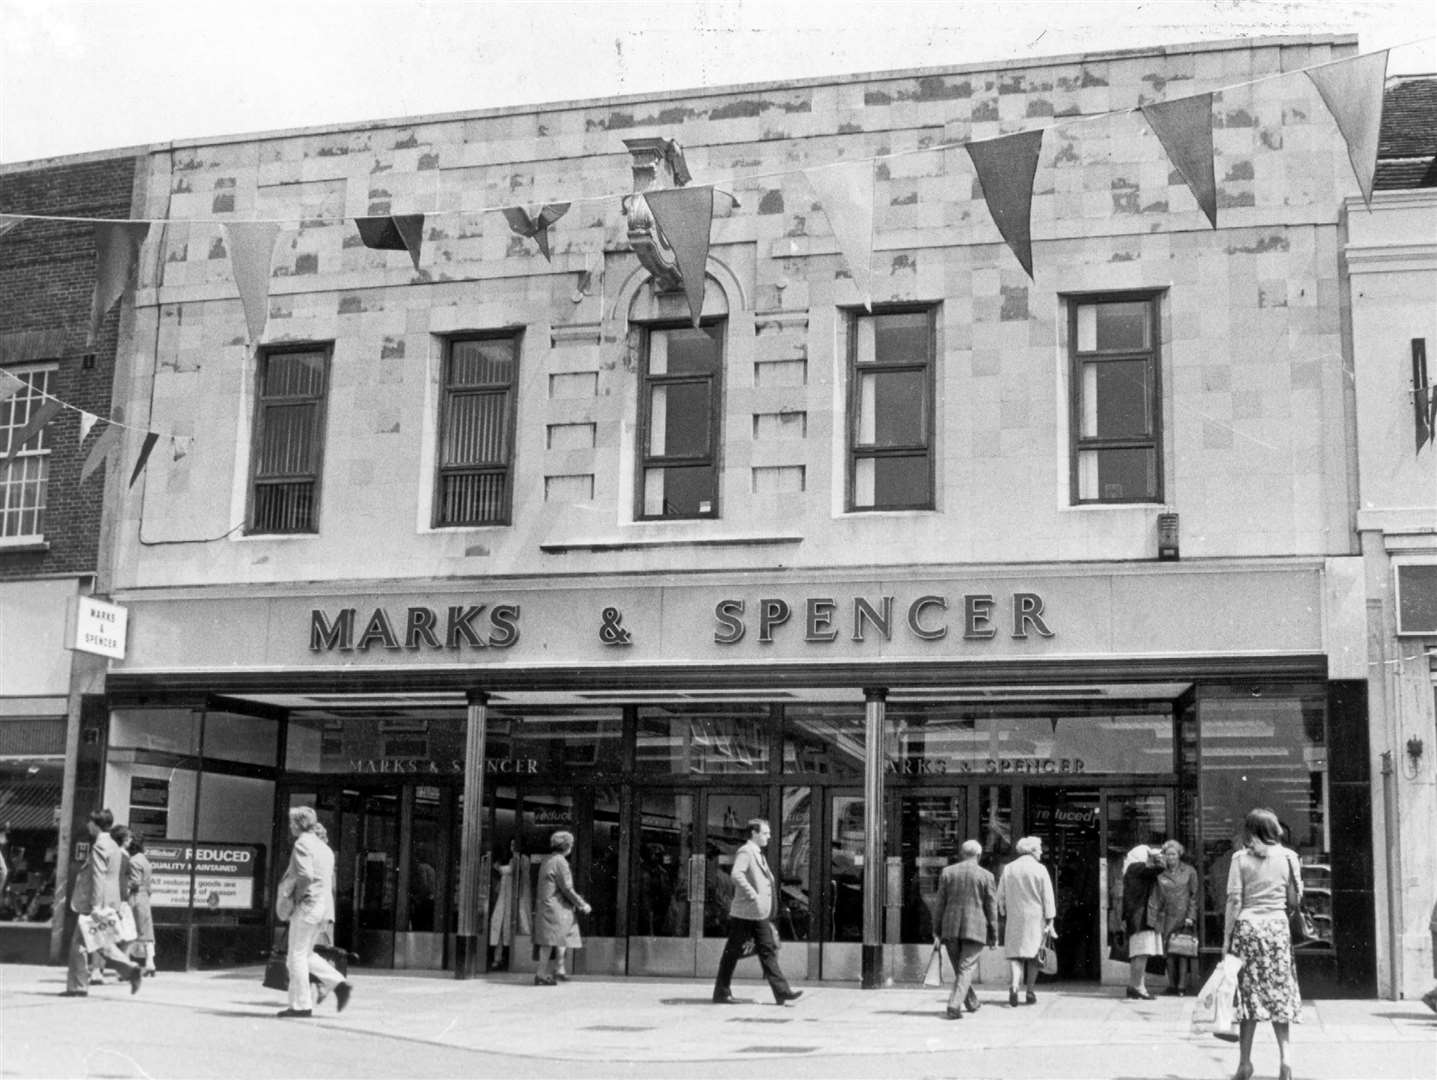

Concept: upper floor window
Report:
left=435, top=334, right=520, bottom=527
left=848, top=308, right=935, bottom=511
left=1068, top=295, right=1163, bottom=504
left=248, top=347, right=329, bottom=534
left=0, top=364, right=56, bottom=541
left=638, top=321, right=723, bottom=520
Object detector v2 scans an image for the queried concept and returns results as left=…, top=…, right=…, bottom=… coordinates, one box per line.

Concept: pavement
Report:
left=1, top=964, right=1434, bottom=1080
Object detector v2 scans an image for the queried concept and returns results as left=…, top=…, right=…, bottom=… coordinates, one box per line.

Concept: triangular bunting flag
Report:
left=803, top=161, right=875, bottom=308
left=172, top=436, right=189, bottom=464
left=0, top=370, right=23, bottom=406
left=80, top=422, right=122, bottom=483
left=1141, top=93, right=1217, bottom=229
left=355, top=214, right=425, bottom=270
left=966, top=129, right=1046, bottom=276
left=3, top=397, right=63, bottom=463
left=643, top=187, right=714, bottom=327
left=223, top=222, right=280, bottom=344
left=1307, top=50, right=1389, bottom=207
left=129, top=431, right=160, bottom=488
left=79, top=411, right=98, bottom=444
left=89, top=221, right=151, bottom=344
left=502, top=203, right=570, bottom=261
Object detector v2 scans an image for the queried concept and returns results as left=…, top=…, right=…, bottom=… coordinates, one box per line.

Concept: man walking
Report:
left=64, top=809, right=142, bottom=996
left=275, top=806, right=351, bottom=1017
left=712, top=818, right=802, bottom=1006
left=932, top=839, right=998, bottom=1019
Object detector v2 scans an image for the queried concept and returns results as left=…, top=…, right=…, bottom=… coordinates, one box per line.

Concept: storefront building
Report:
left=89, top=35, right=1380, bottom=993
left=0, top=151, right=139, bottom=964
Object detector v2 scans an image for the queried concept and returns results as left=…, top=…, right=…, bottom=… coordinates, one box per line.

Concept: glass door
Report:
left=628, top=792, right=694, bottom=974
left=353, top=791, right=400, bottom=967
left=887, top=791, right=968, bottom=981
left=821, top=790, right=865, bottom=980
left=1026, top=787, right=1103, bottom=980
left=1101, top=788, right=1172, bottom=980
left=696, top=791, right=764, bottom=975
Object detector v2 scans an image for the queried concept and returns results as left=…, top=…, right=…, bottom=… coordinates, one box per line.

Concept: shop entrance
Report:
left=279, top=783, right=456, bottom=970
left=627, top=788, right=770, bottom=976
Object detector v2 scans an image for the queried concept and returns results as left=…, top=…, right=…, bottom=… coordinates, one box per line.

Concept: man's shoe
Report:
left=277, top=1008, right=313, bottom=1018
left=128, top=969, right=143, bottom=995
left=944, top=1006, right=963, bottom=1019
left=776, top=989, right=804, bottom=1005
left=534, top=975, right=556, bottom=986
left=60, top=990, right=89, bottom=997
left=1422, top=989, right=1437, bottom=1015
left=712, top=992, right=739, bottom=1004
left=333, top=982, right=352, bottom=1013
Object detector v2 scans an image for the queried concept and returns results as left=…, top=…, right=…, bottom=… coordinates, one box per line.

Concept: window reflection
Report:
left=636, top=705, right=771, bottom=775
left=783, top=705, right=865, bottom=778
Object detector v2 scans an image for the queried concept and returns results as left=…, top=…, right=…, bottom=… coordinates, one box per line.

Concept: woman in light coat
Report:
left=532, top=831, right=590, bottom=986
left=1154, top=839, right=1198, bottom=994
left=996, top=835, right=1056, bottom=1007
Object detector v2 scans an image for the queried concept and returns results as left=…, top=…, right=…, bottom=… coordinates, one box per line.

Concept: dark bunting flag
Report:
left=642, top=187, right=715, bottom=327
left=501, top=204, right=570, bottom=261
left=966, top=129, right=1045, bottom=278
left=89, top=221, right=152, bottom=344
left=355, top=214, right=426, bottom=270
left=80, top=423, right=122, bottom=483
left=3, top=398, right=63, bottom=464
left=129, top=431, right=161, bottom=488
left=1141, top=93, right=1217, bottom=229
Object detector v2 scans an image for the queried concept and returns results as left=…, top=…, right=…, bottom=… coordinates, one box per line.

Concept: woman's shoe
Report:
left=534, top=975, right=556, bottom=986
left=1277, top=1067, right=1292, bottom=1080
left=1025, top=990, right=1037, bottom=1005
left=1231, top=1063, right=1254, bottom=1080
left=1125, top=987, right=1154, bottom=1001
left=555, top=972, right=570, bottom=982
left=1008, top=990, right=1020, bottom=1008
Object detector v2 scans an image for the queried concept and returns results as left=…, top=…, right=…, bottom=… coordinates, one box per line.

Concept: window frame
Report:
left=246, top=344, right=332, bottom=536
left=1066, top=291, right=1165, bottom=506
left=845, top=305, right=936, bottom=513
left=433, top=331, right=522, bottom=528
left=0, top=362, right=58, bottom=542
left=635, top=318, right=725, bottom=522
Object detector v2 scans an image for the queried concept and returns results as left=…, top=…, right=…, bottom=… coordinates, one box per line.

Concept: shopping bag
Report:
left=263, top=954, right=290, bottom=991
left=1037, top=932, right=1059, bottom=976
left=922, top=944, right=944, bottom=988
left=116, top=902, right=138, bottom=944
left=1191, top=954, right=1243, bottom=1041
left=80, top=907, right=123, bottom=952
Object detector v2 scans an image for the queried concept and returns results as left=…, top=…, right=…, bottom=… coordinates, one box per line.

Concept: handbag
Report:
left=922, top=943, right=945, bottom=988
left=1284, top=853, right=1319, bottom=946
left=1167, top=929, right=1200, bottom=957
left=1107, top=928, right=1127, bottom=962
left=1037, top=931, right=1058, bottom=976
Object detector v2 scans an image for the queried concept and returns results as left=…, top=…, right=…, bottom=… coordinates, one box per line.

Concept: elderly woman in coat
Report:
left=996, top=835, right=1056, bottom=1007
left=533, top=830, right=590, bottom=986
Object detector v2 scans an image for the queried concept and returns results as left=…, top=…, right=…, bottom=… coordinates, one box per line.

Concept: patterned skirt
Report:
left=1230, top=915, right=1303, bottom=1023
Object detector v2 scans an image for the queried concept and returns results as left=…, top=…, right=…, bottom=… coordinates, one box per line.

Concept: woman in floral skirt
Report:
left=1224, top=807, right=1303, bottom=1080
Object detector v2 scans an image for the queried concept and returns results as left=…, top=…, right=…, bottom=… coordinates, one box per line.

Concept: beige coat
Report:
left=277, top=831, right=336, bottom=926
left=533, top=853, right=585, bottom=948
left=996, top=853, right=1056, bottom=960
left=727, top=839, right=776, bottom=922
left=70, top=830, right=125, bottom=915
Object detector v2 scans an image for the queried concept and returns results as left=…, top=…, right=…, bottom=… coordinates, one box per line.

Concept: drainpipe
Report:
left=862, top=687, right=887, bottom=989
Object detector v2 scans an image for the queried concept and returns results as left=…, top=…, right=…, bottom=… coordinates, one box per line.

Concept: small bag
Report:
left=1191, top=954, right=1243, bottom=1041
left=1107, top=929, right=1127, bottom=962
left=1037, top=931, right=1059, bottom=976
left=1284, top=854, right=1319, bottom=946
left=922, top=943, right=945, bottom=988
left=1167, top=929, right=1200, bottom=957
left=263, top=954, right=289, bottom=991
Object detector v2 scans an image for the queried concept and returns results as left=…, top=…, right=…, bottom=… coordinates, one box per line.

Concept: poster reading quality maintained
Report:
left=147, top=842, right=263, bottom=910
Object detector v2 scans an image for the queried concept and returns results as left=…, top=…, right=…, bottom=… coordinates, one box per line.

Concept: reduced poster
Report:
left=147, top=842, right=264, bottom=910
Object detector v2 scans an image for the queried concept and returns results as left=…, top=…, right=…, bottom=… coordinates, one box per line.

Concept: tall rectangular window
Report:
left=249, top=347, right=329, bottom=534
left=0, top=364, right=56, bottom=541
left=638, top=321, right=723, bottom=519
left=848, top=308, right=934, bottom=511
left=435, top=334, right=519, bottom=527
left=1069, top=295, right=1162, bottom=503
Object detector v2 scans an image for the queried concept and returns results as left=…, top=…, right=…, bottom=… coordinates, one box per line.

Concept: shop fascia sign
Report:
left=308, top=590, right=1054, bottom=653
left=67, top=595, right=128, bottom=659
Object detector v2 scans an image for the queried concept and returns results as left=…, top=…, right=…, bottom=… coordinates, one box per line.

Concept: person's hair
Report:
left=746, top=818, right=770, bottom=838
left=110, top=825, right=131, bottom=847
left=1244, top=808, right=1283, bottom=845
left=289, top=806, right=318, bottom=832
left=312, top=823, right=328, bottom=842
left=550, top=830, right=574, bottom=853
left=1014, top=836, right=1042, bottom=856
left=1161, top=839, right=1185, bottom=857
left=959, top=839, right=983, bottom=860
left=89, top=809, right=114, bottom=830
left=129, top=833, right=146, bottom=855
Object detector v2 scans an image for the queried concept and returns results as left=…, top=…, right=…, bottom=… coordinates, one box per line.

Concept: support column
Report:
left=455, top=690, right=488, bottom=979
left=861, top=686, right=887, bottom=989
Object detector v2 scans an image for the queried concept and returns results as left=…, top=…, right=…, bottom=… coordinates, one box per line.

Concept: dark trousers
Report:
left=713, top=917, right=791, bottom=1002
left=942, top=939, right=984, bottom=1012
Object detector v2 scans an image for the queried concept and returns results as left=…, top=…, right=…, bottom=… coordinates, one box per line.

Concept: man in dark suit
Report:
left=64, top=809, right=142, bottom=996
left=931, top=838, right=998, bottom=1019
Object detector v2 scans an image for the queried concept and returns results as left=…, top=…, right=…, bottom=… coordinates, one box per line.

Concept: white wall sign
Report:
left=70, top=596, right=127, bottom=659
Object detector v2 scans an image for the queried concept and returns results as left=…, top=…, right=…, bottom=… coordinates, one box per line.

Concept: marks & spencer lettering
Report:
left=310, top=604, right=521, bottom=652
left=713, top=593, right=1054, bottom=645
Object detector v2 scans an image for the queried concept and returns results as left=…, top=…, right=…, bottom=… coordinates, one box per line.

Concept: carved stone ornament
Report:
left=623, top=136, right=692, bottom=293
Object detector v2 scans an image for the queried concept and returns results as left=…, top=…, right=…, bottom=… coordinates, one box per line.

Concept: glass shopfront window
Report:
left=783, top=705, right=865, bottom=778
left=1198, top=683, right=1331, bottom=951
left=0, top=758, right=62, bottom=926
left=489, top=707, right=624, bottom=774
left=636, top=705, right=771, bottom=775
